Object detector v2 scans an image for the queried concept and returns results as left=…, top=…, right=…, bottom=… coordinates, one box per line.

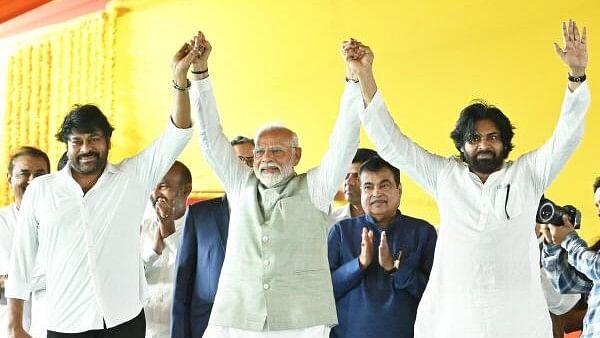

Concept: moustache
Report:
left=370, top=199, right=387, bottom=205
left=77, top=152, right=100, bottom=161
left=259, top=162, right=281, bottom=171
left=475, top=150, right=496, bottom=158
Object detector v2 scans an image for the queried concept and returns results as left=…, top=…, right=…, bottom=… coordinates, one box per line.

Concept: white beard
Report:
left=254, top=162, right=294, bottom=188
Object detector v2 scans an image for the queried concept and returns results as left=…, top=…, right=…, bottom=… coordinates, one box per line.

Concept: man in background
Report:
left=141, top=161, right=192, bottom=338
left=541, top=176, right=600, bottom=338
left=329, top=148, right=377, bottom=224
left=0, top=147, right=50, bottom=338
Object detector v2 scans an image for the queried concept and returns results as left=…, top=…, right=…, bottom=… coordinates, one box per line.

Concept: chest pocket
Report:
left=493, top=183, right=523, bottom=221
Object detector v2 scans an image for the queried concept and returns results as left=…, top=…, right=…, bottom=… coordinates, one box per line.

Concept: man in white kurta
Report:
left=141, top=161, right=192, bottom=338
left=1, top=147, right=50, bottom=338
left=6, top=41, right=196, bottom=337
left=344, top=20, right=591, bottom=337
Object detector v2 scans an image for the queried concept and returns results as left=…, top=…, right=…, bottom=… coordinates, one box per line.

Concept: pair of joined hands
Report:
left=359, top=227, right=401, bottom=272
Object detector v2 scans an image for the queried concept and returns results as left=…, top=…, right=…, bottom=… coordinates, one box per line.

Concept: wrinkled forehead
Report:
left=12, top=155, right=50, bottom=172
left=360, top=168, right=396, bottom=185
left=256, top=129, right=295, bottom=147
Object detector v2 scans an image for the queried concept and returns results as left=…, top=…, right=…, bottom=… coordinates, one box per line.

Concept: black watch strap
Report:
left=568, top=73, right=586, bottom=82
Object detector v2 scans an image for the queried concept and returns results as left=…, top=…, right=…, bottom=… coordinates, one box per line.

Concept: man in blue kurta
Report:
left=327, top=156, right=437, bottom=338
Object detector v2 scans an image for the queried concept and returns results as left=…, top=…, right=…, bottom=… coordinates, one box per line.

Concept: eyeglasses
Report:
left=253, top=145, right=296, bottom=158
left=466, top=133, right=501, bottom=145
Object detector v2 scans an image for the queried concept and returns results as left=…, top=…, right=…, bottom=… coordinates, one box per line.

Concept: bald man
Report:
left=141, top=161, right=192, bottom=338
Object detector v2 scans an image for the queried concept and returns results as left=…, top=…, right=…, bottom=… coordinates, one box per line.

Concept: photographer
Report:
left=540, top=177, right=600, bottom=338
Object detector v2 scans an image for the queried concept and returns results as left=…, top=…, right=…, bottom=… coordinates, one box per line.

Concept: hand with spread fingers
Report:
left=554, top=19, right=588, bottom=76
left=359, top=227, right=374, bottom=270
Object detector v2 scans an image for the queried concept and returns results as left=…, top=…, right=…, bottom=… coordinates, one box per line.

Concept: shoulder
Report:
left=32, top=172, right=61, bottom=185
left=0, top=205, right=14, bottom=224
left=329, top=205, right=349, bottom=220
left=188, top=196, right=228, bottom=214
left=332, top=215, right=366, bottom=234
left=24, top=172, right=61, bottom=194
left=399, top=214, right=436, bottom=233
left=0, top=205, right=13, bottom=215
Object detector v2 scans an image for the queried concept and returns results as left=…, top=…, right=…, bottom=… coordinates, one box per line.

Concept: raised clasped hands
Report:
left=342, top=38, right=374, bottom=80
left=190, top=31, right=212, bottom=75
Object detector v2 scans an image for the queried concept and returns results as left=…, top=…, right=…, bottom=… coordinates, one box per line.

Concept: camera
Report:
left=536, top=197, right=581, bottom=229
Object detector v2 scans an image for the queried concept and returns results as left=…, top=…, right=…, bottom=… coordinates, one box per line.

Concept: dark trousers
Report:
left=47, top=310, right=145, bottom=338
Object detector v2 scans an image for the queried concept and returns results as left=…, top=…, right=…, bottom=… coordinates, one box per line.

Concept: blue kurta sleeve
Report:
left=391, top=225, right=437, bottom=300
left=328, top=223, right=365, bottom=300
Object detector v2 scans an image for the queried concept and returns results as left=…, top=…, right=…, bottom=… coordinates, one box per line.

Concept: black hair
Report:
left=8, top=146, right=51, bottom=174
left=230, top=135, right=255, bottom=146
left=593, top=176, right=600, bottom=193
left=359, top=156, right=400, bottom=187
left=353, top=148, right=377, bottom=164
left=57, top=152, right=68, bottom=171
left=450, top=100, right=515, bottom=160
left=55, top=104, right=114, bottom=143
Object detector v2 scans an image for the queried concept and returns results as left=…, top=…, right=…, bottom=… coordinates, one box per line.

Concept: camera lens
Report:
left=538, top=202, right=555, bottom=223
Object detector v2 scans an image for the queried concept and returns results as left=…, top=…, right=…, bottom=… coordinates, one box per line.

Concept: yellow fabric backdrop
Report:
left=1, top=7, right=122, bottom=205
left=1, top=0, right=599, bottom=242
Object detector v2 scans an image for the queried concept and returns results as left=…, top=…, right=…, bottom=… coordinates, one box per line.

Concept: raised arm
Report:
left=555, top=19, right=588, bottom=93
left=525, top=19, right=591, bottom=191
left=189, top=31, right=250, bottom=196
left=350, top=40, right=447, bottom=196
left=171, top=41, right=198, bottom=129
left=119, top=42, right=195, bottom=189
left=306, top=41, right=363, bottom=212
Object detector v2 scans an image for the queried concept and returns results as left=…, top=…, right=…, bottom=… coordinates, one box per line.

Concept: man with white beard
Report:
left=189, top=31, right=361, bottom=337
